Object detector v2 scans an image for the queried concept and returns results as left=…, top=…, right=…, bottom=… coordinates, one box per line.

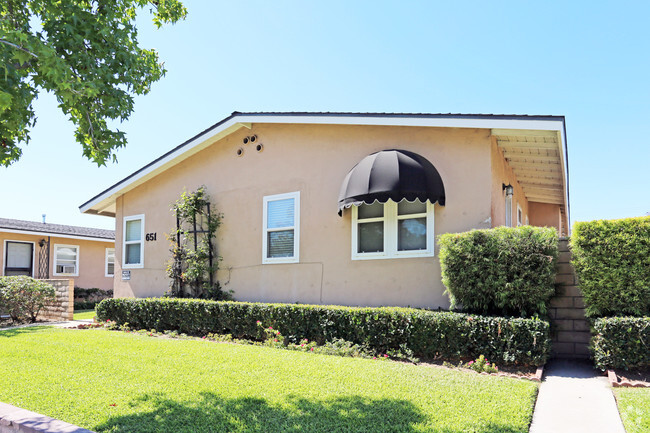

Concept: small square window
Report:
left=53, top=244, right=79, bottom=276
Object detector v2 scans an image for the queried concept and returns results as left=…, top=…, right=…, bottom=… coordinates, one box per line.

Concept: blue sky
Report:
left=2, top=1, right=649, bottom=230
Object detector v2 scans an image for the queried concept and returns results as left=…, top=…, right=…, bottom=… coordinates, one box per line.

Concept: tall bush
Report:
left=96, top=298, right=551, bottom=366
left=571, top=216, right=650, bottom=317
left=439, top=226, right=559, bottom=317
left=0, top=276, right=56, bottom=323
left=592, top=317, right=650, bottom=370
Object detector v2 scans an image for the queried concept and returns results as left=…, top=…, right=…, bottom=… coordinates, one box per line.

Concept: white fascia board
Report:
left=234, top=114, right=566, bottom=132
left=80, top=119, right=246, bottom=214
left=81, top=114, right=565, bottom=214
left=0, top=228, right=114, bottom=243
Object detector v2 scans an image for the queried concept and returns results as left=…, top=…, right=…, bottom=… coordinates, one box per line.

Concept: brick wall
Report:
left=39, top=279, right=74, bottom=321
left=549, top=238, right=590, bottom=359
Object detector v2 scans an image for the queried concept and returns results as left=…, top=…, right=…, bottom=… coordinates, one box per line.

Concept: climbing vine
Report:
left=166, top=186, right=230, bottom=300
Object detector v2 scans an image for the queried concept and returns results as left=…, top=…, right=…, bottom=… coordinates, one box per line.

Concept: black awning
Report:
left=337, top=149, right=446, bottom=215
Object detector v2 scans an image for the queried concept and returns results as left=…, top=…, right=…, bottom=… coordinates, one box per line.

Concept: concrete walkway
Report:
left=530, top=359, right=626, bottom=433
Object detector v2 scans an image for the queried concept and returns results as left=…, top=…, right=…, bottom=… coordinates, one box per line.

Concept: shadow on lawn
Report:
left=0, top=325, right=53, bottom=337
left=94, top=392, right=526, bottom=433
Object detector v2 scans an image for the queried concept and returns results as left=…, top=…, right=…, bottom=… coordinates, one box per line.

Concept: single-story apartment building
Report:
left=80, top=112, right=569, bottom=308
left=0, top=218, right=115, bottom=291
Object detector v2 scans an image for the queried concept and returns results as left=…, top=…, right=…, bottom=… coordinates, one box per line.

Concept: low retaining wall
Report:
left=39, top=279, right=74, bottom=322
left=549, top=238, right=590, bottom=359
left=0, top=401, right=94, bottom=433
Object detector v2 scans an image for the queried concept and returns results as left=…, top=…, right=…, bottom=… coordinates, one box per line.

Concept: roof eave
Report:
left=80, top=112, right=568, bottom=216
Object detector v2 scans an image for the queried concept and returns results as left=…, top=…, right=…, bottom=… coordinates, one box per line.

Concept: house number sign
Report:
left=145, top=233, right=157, bottom=241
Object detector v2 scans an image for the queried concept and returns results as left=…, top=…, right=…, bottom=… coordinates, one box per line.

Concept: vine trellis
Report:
left=166, top=186, right=229, bottom=300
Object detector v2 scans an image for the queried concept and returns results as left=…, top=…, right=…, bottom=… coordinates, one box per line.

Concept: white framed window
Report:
left=505, top=194, right=513, bottom=227
left=53, top=244, right=79, bottom=276
left=123, top=214, right=144, bottom=269
left=351, top=199, right=434, bottom=260
left=525, top=215, right=530, bottom=226
left=263, top=192, right=300, bottom=264
left=105, top=248, right=115, bottom=277
left=517, top=203, right=523, bottom=227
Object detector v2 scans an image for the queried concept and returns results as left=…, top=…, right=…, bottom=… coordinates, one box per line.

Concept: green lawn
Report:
left=73, top=309, right=96, bottom=320
left=0, top=327, right=539, bottom=433
left=616, top=388, right=650, bottom=433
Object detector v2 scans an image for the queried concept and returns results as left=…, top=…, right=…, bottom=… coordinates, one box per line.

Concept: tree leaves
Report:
left=0, top=0, right=187, bottom=166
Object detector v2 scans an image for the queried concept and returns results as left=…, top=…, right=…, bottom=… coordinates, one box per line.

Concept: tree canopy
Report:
left=0, top=0, right=187, bottom=166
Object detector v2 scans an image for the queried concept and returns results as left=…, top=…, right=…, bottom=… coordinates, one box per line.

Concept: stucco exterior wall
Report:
left=490, top=137, right=529, bottom=227
left=113, top=123, right=494, bottom=308
left=528, top=201, right=561, bottom=230
left=0, top=232, right=114, bottom=290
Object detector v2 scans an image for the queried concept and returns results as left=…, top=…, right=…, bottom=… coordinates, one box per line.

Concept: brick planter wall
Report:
left=38, top=279, right=74, bottom=321
left=549, top=238, right=590, bottom=359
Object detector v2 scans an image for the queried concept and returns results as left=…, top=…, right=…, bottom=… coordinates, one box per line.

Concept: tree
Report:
left=0, top=0, right=187, bottom=166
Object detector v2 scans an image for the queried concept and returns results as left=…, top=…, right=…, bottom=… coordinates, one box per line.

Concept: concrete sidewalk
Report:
left=530, top=359, right=626, bottom=433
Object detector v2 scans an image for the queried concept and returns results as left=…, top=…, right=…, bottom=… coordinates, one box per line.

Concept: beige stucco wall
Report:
left=113, top=124, right=496, bottom=308
left=0, top=231, right=114, bottom=290
left=528, top=202, right=561, bottom=230
left=490, top=137, right=529, bottom=227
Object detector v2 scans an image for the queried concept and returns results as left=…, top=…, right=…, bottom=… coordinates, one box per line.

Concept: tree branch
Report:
left=0, top=39, right=38, bottom=58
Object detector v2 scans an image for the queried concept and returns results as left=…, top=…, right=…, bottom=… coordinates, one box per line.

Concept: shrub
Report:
left=571, top=217, right=650, bottom=317
left=96, top=298, right=551, bottom=366
left=592, top=317, right=650, bottom=370
left=439, top=226, right=559, bottom=317
left=0, top=276, right=56, bottom=323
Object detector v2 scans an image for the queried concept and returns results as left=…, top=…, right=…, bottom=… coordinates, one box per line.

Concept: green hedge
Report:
left=96, top=298, right=551, bottom=366
left=0, top=276, right=56, bottom=323
left=592, top=317, right=650, bottom=370
left=439, top=226, right=559, bottom=317
left=571, top=217, right=650, bottom=318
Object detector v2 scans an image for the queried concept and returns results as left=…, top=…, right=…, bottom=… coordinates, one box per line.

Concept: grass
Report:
left=0, top=327, right=539, bottom=433
left=73, top=309, right=96, bottom=320
left=615, top=388, right=650, bottom=433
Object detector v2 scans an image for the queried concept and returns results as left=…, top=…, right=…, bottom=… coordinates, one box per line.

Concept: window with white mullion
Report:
left=352, top=199, right=434, bottom=260
left=263, top=192, right=300, bottom=263
left=123, top=215, right=144, bottom=268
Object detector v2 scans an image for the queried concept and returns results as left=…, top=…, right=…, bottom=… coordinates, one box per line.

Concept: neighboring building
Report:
left=0, top=218, right=115, bottom=291
left=80, top=112, right=570, bottom=308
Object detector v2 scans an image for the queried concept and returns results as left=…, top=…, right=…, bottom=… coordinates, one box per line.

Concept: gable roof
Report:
left=0, top=218, right=115, bottom=242
left=79, top=111, right=569, bottom=222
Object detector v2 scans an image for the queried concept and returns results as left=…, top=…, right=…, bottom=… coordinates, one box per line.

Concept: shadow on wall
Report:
left=94, top=392, right=525, bottom=433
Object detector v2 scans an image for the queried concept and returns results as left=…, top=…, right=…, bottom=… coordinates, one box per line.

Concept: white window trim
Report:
left=2, top=240, right=36, bottom=277
left=351, top=200, right=435, bottom=260
left=123, top=214, right=145, bottom=269
left=517, top=203, right=523, bottom=227
left=505, top=194, right=513, bottom=227
left=105, top=247, right=115, bottom=277
left=53, top=244, right=80, bottom=277
left=262, top=191, right=300, bottom=264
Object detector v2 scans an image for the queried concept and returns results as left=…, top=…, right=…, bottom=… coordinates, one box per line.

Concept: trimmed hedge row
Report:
left=571, top=216, right=650, bottom=317
left=592, top=317, right=650, bottom=370
left=439, top=226, right=559, bottom=317
left=96, top=298, right=551, bottom=366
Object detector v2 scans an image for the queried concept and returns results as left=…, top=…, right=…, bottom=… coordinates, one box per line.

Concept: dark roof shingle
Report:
left=0, top=218, right=114, bottom=240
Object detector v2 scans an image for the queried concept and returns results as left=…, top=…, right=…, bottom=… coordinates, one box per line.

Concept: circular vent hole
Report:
left=256, top=144, right=263, bottom=152
left=243, top=137, right=249, bottom=145
left=236, top=148, right=244, bottom=157
left=250, top=135, right=257, bottom=143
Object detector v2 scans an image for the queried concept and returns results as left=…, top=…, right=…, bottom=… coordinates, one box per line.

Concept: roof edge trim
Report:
left=80, top=112, right=566, bottom=215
